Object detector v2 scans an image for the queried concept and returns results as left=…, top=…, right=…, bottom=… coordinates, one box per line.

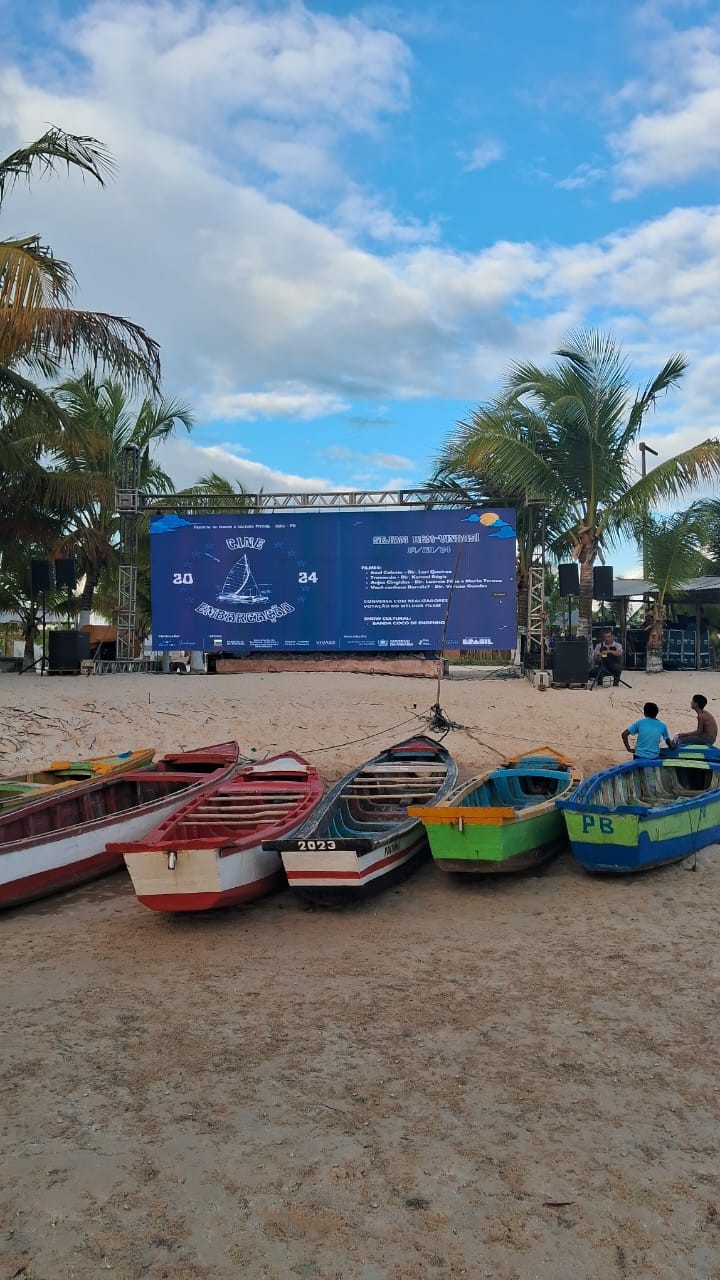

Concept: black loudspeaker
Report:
left=553, top=639, right=589, bottom=684
left=48, top=630, right=90, bottom=674
left=55, top=558, right=77, bottom=590
left=558, top=563, right=580, bottom=596
left=31, top=560, right=52, bottom=595
left=593, top=566, right=614, bottom=599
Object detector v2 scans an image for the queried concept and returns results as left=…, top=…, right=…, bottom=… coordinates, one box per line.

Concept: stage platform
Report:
left=214, top=654, right=447, bottom=679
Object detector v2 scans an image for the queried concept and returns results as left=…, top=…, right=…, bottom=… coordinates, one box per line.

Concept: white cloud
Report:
left=318, top=445, right=415, bottom=469
left=201, top=387, right=349, bottom=422
left=555, top=162, right=607, bottom=191
left=332, top=191, right=440, bottom=244
left=64, top=1, right=410, bottom=138
left=155, top=438, right=333, bottom=493
left=5, top=0, right=720, bottom=482
left=463, top=140, right=503, bottom=172
left=610, top=19, right=720, bottom=194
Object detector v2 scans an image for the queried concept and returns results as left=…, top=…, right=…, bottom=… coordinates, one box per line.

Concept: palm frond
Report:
left=637, top=505, right=708, bottom=601
left=2, top=307, right=161, bottom=392
left=0, top=127, right=114, bottom=207
left=621, top=353, right=688, bottom=446
left=0, top=237, right=75, bottom=312
left=604, top=439, right=720, bottom=535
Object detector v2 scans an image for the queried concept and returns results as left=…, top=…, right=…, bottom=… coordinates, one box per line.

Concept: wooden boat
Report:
left=115, top=753, right=323, bottom=912
left=0, top=742, right=239, bottom=909
left=557, top=753, right=720, bottom=873
left=0, top=748, right=155, bottom=813
left=408, top=747, right=581, bottom=873
left=266, top=735, right=458, bottom=904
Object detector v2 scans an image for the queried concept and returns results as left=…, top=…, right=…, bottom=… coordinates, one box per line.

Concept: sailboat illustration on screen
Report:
left=217, top=554, right=269, bottom=605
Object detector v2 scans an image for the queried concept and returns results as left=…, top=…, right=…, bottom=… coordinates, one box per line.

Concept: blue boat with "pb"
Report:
left=557, top=747, right=720, bottom=874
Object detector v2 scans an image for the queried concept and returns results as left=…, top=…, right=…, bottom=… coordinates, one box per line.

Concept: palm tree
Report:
left=48, top=373, right=193, bottom=618
left=1, top=128, right=160, bottom=410
left=0, top=542, right=71, bottom=665
left=641, top=505, right=711, bottom=672
left=438, top=330, right=720, bottom=649
left=177, top=471, right=260, bottom=514
left=0, top=128, right=162, bottom=556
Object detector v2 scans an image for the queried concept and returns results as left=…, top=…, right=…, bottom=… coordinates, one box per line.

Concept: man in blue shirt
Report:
left=621, top=703, right=673, bottom=758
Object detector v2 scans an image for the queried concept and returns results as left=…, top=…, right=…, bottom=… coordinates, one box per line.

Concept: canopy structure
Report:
left=612, top=576, right=720, bottom=603
left=612, top=577, right=720, bottom=671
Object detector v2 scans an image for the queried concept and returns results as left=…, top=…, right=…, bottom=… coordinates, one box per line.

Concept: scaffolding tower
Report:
left=115, top=445, right=142, bottom=661
left=525, top=505, right=546, bottom=669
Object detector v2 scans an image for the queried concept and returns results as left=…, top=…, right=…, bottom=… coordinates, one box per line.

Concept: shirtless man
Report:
left=674, top=694, right=718, bottom=746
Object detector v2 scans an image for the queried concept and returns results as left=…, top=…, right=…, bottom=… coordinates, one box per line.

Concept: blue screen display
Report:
left=149, top=508, right=517, bottom=652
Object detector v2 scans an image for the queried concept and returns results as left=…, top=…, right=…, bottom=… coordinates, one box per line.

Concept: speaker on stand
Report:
left=558, top=563, right=580, bottom=596
left=31, top=561, right=52, bottom=594
left=593, top=565, right=614, bottom=601
left=55, top=558, right=77, bottom=628
left=558, top=563, right=580, bottom=639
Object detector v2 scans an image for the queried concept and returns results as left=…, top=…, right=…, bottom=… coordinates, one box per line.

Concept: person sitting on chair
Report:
left=589, top=629, right=624, bottom=686
left=673, top=694, right=718, bottom=747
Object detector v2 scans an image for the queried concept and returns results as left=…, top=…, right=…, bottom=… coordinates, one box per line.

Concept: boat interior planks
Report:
left=267, top=734, right=458, bottom=905
left=409, top=746, right=581, bottom=875
left=558, top=754, right=720, bottom=873
left=0, top=742, right=240, bottom=909
left=117, top=752, right=324, bottom=912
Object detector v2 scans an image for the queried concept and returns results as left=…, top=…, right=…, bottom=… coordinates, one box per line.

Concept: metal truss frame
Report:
left=145, top=487, right=475, bottom=513
left=115, top=446, right=141, bottom=660
left=525, top=505, right=546, bottom=666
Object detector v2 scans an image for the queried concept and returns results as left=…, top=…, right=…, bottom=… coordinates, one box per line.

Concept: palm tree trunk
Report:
left=78, top=574, right=96, bottom=627
left=21, top=611, right=37, bottom=671
left=577, top=554, right=595, bottom=658
left=646, top=603, right=665, bottom=673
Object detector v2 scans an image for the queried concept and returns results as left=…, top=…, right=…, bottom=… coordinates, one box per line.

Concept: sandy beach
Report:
left=2, top=667, right=720, bottom=1279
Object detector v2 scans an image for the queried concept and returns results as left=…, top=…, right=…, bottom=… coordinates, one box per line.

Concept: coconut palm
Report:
left=437, top=330, right=720, bottom=648
left=0, top=541, right=71, bottom=665
left=1, top=128, right=160, bottom=412
left=640, top=505, right=711, bottom=672
left=48, top=373, right=193, bottom=618
left=0, top=128, right=162, bottom=554
left=177, top=471, right=260, bottom=514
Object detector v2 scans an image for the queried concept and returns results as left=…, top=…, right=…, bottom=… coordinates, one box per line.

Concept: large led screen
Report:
left=149, top=508, right=516, bottom=652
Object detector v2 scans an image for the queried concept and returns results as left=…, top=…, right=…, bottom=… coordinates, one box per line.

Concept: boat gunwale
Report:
left=0, top=748, right=156, bottom=814
left=0, top=746, right=240, bottom=856
left=409, top=747, right=581, bottom=826
left=558, top=756, right=720, bottom=819
left=115, top=751, right=324, bottom=857
left=266, top=734, right=457, bottom=850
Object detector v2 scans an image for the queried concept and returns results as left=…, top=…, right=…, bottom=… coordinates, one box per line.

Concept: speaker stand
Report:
left=21, top=590, right=48, bottom=675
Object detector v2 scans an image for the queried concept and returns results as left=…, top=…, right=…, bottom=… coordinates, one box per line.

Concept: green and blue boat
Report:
left=408, top=747, right=581, bottom=874
left=557, top=747, right=720, bottom=873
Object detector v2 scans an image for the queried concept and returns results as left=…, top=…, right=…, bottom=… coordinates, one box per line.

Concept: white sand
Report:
left=2, top=667, right=719, bottom=1279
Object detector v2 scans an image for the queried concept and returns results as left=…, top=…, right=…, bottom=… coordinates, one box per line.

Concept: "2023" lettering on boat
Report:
left=297, top=839, right=337, bottom=851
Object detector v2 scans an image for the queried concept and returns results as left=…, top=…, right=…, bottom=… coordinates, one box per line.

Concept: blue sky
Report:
left=2, top=0, right=720, bottom=568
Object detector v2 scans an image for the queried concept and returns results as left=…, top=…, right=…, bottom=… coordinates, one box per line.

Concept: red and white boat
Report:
left=114, top=752, right=324, bottom=912
left=266, top=735, right=458, bottom=905
left=0, top=742, right=239, bottom=910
